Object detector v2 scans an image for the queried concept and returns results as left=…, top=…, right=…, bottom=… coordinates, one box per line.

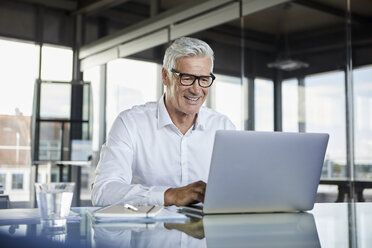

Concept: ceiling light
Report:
left=267, top=59, right=309, bottom=71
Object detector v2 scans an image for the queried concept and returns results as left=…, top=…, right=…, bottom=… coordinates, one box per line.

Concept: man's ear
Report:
left=162, top=68, right=170, bottom=87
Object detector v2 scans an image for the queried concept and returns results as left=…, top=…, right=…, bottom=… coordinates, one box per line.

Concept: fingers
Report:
left=190, top=181, right=206, bottom=193
left=191, top=191, right=204, bottom=203
left=188, top=181, right=206, bottom=204
left=193, top=180, right=206, bottom=188
left=164, top=181, right=208, bottom=206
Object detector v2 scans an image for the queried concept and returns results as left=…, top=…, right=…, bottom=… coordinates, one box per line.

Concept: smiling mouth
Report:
left=184, top=95, right=201, bottom=102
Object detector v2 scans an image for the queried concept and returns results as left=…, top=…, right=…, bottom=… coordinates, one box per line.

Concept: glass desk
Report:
left=0, top=203, right=371, bottom=247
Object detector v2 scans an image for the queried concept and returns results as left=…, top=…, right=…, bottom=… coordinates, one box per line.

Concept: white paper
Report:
left=90, top=206, right=189, bottom=223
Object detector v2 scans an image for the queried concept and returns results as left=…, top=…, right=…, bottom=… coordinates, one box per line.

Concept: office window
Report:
left=255, top=78, right=274, bottom=131
left=41, top=45, right=73, bottom=82
left=40, top=83, right=71, bottom=119
left=214, top=74, right=243, bottom=130
left=38, top=122, right=64, bottom=161
left=0, top=174, right=6, bottom=190
left=0, top=39, right=39, bottom=116
left=354, top=65, right=372, bottom=179
left=305, top=71, right=346, bottom=178
left=0, top=38, right=39, bottom=201
left=282, top=79, right=299, bottom=132
left=0, top=38, right=73, bottom=202
left=106, top=58, right=158, bottom=136
left=11, top=174, right=23, bottom=190
left=51, top=173, right=57, bottom=182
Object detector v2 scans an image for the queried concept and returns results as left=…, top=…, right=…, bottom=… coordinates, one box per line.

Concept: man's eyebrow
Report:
left=181, top=72, right=212, bottom=77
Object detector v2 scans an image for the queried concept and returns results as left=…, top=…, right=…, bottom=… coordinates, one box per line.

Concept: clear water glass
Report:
left=35, top=182, right=75, bottom=228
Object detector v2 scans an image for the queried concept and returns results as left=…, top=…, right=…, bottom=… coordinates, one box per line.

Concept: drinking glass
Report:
left=35, top=182, right=75, bottom=228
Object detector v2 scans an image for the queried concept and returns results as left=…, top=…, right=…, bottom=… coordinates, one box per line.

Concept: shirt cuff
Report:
left=148, top=186, right=170, bottom=205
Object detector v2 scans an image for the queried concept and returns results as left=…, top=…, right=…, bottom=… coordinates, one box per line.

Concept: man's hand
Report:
left=164, top=181, right=206, bottom=206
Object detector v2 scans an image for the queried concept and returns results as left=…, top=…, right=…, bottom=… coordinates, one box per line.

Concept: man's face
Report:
left=163, top=56, right=211, bottom=117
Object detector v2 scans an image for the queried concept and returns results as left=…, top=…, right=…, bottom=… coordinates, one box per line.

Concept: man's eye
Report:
left=182, top=76, right=194, bottom=81
left=201, top=77, right=210, bottom=83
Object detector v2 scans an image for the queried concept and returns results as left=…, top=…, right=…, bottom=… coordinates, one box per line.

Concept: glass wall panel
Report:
left=305, top=71, right=346, bottom=178
left=91, top=0, right=372, bottom=202
left=106, top=58, right=158, bottom=136
left=214, top=74, right=243, bottom=130
left=242, top=0, right=347, bottom=199
left=282, top=79, right=299, bottom=132
left=354, top=66, right=372, bottom=179
left=187, top=17, right=244, bottom=130
left=255, top=78, right=274, bottom=131
left=351, top=0, right=372, bottom=192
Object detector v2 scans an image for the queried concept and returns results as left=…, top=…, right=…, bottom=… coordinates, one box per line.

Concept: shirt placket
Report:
left=180, top=135, right=189, bottom=185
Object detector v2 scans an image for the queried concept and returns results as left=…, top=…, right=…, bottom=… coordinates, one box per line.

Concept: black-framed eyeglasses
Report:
left=171, top=68, right=216, bottom=88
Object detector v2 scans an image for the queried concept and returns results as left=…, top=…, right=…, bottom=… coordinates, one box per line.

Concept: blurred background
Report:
left=0, top=0, right=371, bottom=208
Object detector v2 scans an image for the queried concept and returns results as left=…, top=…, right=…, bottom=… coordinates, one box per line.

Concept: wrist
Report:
left=164, top=188, right=175, bottom=206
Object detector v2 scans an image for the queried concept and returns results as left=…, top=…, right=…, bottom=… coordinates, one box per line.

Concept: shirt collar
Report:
left=157, top=94, right=206, bottom=131
left=157, top=94, right=173, bottom=129
left=194, top=108, right=206, bottom=131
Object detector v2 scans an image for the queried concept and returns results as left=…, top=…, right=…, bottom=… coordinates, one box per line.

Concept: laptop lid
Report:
left=203, top=130, right=329, bottom=214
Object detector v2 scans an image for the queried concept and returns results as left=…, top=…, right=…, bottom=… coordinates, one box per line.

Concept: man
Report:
left=92, top=37, right=235, bottom=207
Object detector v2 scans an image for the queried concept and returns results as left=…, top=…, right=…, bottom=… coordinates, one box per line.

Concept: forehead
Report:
left=175, top=56, right=211, bottom=73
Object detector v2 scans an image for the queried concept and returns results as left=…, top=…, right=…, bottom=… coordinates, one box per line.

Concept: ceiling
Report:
left=10, top=0, right=372, bottom=29
left=5, top=0, right=372, bottom=47
left=2, top=0, right=372, bottom=79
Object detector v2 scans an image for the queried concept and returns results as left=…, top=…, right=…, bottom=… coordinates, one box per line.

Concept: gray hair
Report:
left=163, top=37, right=214, bottom=73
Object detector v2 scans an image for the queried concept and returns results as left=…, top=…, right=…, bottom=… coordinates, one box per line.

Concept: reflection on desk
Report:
left=93, top=224, right=206, bottom=248
left=0, top=203, right=372, bottom=247
left=92, top=212, right=319, bottom=248
left=203, top=213, right=319, bottom=248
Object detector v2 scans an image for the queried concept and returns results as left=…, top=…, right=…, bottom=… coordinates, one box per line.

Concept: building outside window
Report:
left=11, top=174, right=23, bottom=190
left=0, top=174, right=6, bottom=191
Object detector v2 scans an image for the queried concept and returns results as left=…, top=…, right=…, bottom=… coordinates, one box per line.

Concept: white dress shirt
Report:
left=92, top=95, right=235, bottom=206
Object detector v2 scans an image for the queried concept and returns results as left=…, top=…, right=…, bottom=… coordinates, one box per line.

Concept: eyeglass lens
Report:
left=180, top=74, right=212, bottom=87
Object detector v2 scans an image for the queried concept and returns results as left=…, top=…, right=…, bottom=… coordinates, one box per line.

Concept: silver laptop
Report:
left=182, top=130, right=329, bottom=215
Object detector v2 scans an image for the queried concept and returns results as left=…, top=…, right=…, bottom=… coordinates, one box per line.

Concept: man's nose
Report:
left=189, top=79, right=202, bottom=93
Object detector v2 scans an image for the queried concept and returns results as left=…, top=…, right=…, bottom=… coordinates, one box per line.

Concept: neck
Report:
left=164, top=97, right=197, bottom=135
